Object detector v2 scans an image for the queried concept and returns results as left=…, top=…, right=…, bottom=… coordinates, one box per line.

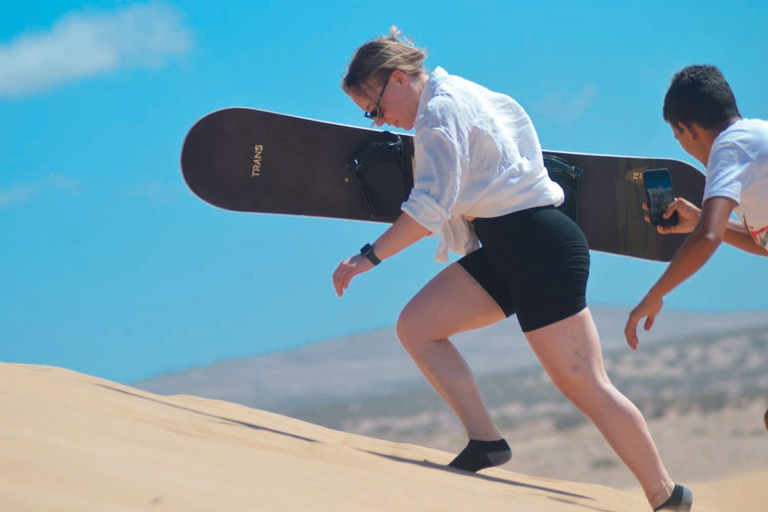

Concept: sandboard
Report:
left=181, top=108, right=705, bottom=262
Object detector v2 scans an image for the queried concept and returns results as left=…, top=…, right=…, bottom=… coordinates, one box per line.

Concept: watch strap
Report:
left=360, top=243, right=381, bottom=266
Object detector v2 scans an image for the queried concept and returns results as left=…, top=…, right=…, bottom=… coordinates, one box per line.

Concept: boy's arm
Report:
left=652, top=197, right=766, bottom=256
left=649, top=196, right=735, bottom=299
left=625, top=196, right=734, bottom=349
left=723, top=219, right=768, bottom=256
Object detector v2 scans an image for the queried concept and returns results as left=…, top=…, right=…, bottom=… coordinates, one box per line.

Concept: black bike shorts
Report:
left=457, top=205, right=589, bottom=333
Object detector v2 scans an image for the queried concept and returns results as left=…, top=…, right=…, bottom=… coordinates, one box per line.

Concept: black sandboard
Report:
left=181, top=108, right=705, bottom=262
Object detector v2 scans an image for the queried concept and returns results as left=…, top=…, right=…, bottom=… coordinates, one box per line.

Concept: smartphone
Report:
left=643, top=169, right=679, bottom=227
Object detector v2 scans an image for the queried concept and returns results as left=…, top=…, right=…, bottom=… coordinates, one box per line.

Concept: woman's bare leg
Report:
left=525, top=307, right=673, bottom=508
left=396, top=262, right=506, bottom=441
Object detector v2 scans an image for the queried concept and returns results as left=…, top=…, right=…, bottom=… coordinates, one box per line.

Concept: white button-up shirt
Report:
left=401, top=67, right=564, bottom=262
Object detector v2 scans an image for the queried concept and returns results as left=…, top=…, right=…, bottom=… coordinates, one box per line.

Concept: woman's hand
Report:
left=332, top=254, right=374, bottom=297
left=643, top=197, right=701, bottom=235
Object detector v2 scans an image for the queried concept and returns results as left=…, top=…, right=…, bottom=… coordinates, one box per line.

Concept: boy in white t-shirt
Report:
left=626, top=65, right=767, bottom=349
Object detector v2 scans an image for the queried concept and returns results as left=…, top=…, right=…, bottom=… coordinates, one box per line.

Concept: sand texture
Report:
left=2, top=363, right=765, bottom=511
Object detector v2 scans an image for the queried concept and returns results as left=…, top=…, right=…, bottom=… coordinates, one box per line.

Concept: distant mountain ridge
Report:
left=135, top=306, right=768, bottom=412
left=279, top=321, right=768, bottom=488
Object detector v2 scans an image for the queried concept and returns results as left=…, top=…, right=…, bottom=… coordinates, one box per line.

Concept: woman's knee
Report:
left=396, top=304, right=416, bottom=344
left=551, top=372, right=613, bottom=413
left=396, top=298, right=446, bottom=353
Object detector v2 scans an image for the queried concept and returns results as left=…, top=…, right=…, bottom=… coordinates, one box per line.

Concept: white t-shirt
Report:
left=401, top=67, right=564, bottom=262
left=704, top=118, right=768, bottom=252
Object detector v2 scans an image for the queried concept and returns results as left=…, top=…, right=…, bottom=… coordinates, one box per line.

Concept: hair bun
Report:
left=388, top=25, right=415, bottom=47
left=342, top=28, right=427, bottom=97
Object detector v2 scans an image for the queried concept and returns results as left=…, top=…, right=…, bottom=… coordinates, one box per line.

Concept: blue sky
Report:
left=1, top=1, right=766, bottom=384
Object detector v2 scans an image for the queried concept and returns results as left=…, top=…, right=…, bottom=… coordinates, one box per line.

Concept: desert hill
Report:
left=3, top=363, right=767, bottom=510
left=1, top=363, right=653, bottom=511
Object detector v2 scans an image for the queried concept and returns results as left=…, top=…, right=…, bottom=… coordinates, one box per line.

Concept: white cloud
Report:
left=0, top=174, right=82, bottom=207
left=0, top=3, right=192, bottom=98
left=125, top=180, right=183, bottom=207
left=536, top=83, right=599, bottom=125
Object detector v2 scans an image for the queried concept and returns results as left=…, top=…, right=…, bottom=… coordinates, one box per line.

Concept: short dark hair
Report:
left=663, top=65, right=741, bottom=131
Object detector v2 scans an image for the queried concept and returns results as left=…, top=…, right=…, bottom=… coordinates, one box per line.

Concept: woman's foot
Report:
left=448, top=439, right=512, bottom=473
left=653, top=484, right=693, bottom=511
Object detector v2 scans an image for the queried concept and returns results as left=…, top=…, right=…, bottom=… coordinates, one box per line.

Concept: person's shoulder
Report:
left=426, top=72, right=498, bottom=116
left=711, top=120, right=751, bottom=154
left=745, top=119, right=768, bottom=145
left=708, top=119, right=768, bottom=174
left=421, top=75, right=467, bottom=132
left=742, top=118, right=768, bottom=129
left=418, top=95, right=455, bottom=131
left=738, top=118, right=768, bottom=130
left=716, top=119, right=768, bottom=159
left=439, top=72, right=501, bottom=105
left=719, top=118, right=768, bottom=140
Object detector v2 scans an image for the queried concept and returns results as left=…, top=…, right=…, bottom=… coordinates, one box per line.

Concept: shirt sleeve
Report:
left=401, top=127, right=464, bottom=234
left=704, top=140, right=748, bottom=203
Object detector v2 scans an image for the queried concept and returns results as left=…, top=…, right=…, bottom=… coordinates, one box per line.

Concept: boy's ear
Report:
left=685, top=121, right=708, bottom=140
left=676, top=121, right=700, bottom=140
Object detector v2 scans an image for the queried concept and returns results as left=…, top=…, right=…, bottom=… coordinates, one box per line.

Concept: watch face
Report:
left=360, top=244, right=379, bottom=265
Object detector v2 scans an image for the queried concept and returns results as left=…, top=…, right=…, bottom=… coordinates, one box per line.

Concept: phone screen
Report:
left=644, top=169, right=678, bottom=227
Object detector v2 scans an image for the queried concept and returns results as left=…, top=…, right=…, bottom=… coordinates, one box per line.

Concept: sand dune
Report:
left=1, top=363, right=763, bottom=511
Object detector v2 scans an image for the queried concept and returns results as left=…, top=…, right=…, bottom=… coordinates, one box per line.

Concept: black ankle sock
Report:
left=654, top=484, right=691, bottom=511
left=448, top=439, right=512, bottom=473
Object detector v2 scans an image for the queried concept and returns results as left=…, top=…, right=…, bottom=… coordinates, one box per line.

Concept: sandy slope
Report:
left=1, top=363, right=762, bottom=511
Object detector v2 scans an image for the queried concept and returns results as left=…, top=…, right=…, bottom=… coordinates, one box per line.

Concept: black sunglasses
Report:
left=364, top=74, right=391, bottom=120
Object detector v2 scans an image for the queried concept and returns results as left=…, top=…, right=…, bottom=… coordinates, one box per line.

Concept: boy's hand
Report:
left=643, top=198, right=701, bottom=235
left=625, top=294, right=664, bottom=350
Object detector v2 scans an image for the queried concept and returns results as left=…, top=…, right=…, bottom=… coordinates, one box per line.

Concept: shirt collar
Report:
left=416, top=67, right=449, bottom=121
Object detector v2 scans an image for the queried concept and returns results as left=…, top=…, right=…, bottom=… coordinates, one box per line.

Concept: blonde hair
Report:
left=342, top=26, right=427, bottom=98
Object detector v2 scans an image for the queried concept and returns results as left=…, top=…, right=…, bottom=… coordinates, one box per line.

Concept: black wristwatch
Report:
left=360, top=243, right=381, bottom=266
